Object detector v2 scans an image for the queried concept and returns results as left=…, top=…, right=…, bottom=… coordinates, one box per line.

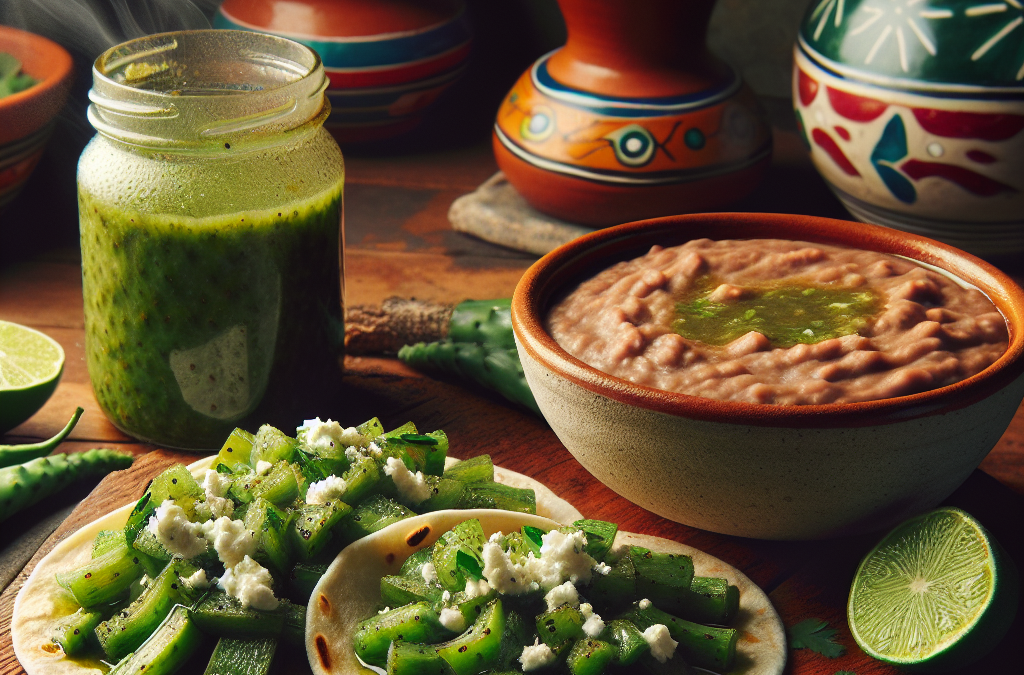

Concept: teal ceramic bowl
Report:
left=512, top=213, right=1024, bottom=540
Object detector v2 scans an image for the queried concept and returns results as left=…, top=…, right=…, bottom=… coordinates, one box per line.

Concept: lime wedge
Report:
left=848, top=507, right=1019, bottom=673
left=0, top=320, right=65, bottom=433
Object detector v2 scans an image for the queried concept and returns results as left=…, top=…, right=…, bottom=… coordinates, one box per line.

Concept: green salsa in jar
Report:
left=79, top=31, right=345, bottom=449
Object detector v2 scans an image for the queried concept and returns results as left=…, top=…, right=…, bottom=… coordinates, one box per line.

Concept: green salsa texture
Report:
left=673, top=277, right=879, bottom=348
left=79, top=184, right=343, bottom=449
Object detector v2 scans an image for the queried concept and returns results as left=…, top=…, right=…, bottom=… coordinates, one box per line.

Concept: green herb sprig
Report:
left=788, top=618, right=847, bottom=658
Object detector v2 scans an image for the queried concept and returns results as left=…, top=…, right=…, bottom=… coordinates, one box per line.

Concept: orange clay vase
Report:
left=493, top=0, right=772, bottom=227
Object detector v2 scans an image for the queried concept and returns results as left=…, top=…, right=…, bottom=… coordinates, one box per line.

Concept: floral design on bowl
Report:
left=793, top=0, right=1024, bottom=257
left=215, top=0, right=471, bottom=143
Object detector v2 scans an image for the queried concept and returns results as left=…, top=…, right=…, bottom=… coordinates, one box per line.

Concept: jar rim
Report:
left=88, top=29, right=328, bottom=149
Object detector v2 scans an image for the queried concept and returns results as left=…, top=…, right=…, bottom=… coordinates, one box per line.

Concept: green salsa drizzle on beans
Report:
left=673, top=277, right=880, bottom=348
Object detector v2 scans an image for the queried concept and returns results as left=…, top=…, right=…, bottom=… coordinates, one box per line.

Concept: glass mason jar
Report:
left=79, top=30, right=345, bottom=450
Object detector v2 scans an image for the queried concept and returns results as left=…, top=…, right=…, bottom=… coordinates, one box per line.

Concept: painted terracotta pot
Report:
left=794, top=0, right=1024, bottom=257
left=0, top=25, right=73, bottom=210
left=493, top=0, right=772, bottom=227
left=215, top=0, right=471, bottom=143
left=512, top=213, right=1024, bottom=539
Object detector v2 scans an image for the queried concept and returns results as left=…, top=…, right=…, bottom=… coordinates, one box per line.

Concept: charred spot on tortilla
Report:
left=315, top=634, right=332, bottom=669
left=406, top=525, right=431, bottom=547
left=319, top=594, right=331, bottom=615
left=385, top=553, right=395, bottom=564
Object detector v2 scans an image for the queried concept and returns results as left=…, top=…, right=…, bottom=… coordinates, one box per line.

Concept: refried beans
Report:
left=546, top=239, right=1009, bottom=405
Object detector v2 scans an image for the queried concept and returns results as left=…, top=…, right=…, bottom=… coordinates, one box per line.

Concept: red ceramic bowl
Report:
left=0, top=25, right=73, bottom=209
left=512, top=212, right=1024, bottom=539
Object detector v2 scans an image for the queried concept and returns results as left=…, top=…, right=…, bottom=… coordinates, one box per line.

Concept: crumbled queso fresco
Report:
left=218, top=555, right=279, bottom=611
left=305, top=475, right=348, bottom=506
left=201, top=469, right=235, bottom=519
left=297, top=417, right=364, bottom=453
left=383, top=456, right=432, bottom=505
left=519, top=638, right=557, bottom=671
left=643, top=624, right=678, bottom=663
left=147, top=499, right=277, bottom=610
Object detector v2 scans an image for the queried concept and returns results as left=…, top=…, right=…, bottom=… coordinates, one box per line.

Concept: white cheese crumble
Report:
left=202, top=470, right=236, bottom=519
left=218, top=556, right=278, bottom=611
left=463, top=578, right=492, bottom=599
left=421, top=562, right=439, bottom=585
left=203, top=469, right=233, bottom=498
left=148, top=500, right=207, bottom=559
left=593, top=561, right=612, bottom=575
left=439, top=607, right=467, bottom=632
left=441, top=590, right=451, bottom=602
left=481, top=541, right=534, bottom=595
left=639, top=598, right=652, bottom=610
left=201, top=516, right=255, bottom=568
left=544, top=581, right=580, bottom=611
left=344, top=446, right=363, bottom=462
left=297, top=417, right=365, bottom=452
left=184, top=569, right=211, bottom=590
left=383, top=456, right=431, bottom=505
left=642, top=624, right=678, bottom=663
left=580, top=603, right=606, bottom=638
left=305, top=475, right=348, bottom=505
left=531, top=529, right=594, bottom=589
left=519, top=638, right=556, bottom=671
left=255, top=460, right=274, bottom=476
left=368, top=441, right=383, bottom=457
left=481, top=528, right=595, bottom=595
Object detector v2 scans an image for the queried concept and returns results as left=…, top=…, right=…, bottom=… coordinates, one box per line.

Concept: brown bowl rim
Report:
left=0, top=25, right=74, bottom=133
left=512, top=212, right=1024, bottom=429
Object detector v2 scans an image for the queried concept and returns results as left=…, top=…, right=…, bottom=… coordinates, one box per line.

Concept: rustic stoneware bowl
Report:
left=0, top=25, right=73, bottom=210
left=512, top=213, right=1024, bottom=540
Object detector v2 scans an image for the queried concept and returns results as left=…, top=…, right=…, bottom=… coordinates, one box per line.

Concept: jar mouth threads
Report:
left=88, top=29, right=328, bottom=149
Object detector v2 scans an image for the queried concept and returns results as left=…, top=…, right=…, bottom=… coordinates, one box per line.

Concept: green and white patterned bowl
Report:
left=793, top=0, right=1024, bottom=257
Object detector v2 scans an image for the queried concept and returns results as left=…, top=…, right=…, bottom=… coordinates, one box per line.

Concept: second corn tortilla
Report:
left=307, top=510, right=787, bottom=675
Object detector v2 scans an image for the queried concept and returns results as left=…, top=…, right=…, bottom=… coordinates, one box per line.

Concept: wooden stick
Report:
left=345, top=297, right=453, bottom=355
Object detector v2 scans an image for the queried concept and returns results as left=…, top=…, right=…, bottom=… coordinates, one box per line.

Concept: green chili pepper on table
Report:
left=0, top=406, right=84, bottom=468
left=0, top=448, right=134, bottom=525
left=396, top=298, right=541, bottom=415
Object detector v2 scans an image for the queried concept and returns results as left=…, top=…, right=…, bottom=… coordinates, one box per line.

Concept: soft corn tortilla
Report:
left=308, top=511, right=787, bottom=675
left=12, top=456, right=582, bottom=675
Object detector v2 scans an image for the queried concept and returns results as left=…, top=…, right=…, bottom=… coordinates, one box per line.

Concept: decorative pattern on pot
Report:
left=494, top=53, right=771, bottom=227
left=214, top=0, right=471, bottom=143
left=794, top=0, right=1024, bottom=257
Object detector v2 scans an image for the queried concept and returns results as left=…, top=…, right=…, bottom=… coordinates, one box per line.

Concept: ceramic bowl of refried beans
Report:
left=512, top=213, right=1024, bottom=540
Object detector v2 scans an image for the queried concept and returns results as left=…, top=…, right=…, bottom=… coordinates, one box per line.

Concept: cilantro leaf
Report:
left=788, top=618, right=846, bottom=658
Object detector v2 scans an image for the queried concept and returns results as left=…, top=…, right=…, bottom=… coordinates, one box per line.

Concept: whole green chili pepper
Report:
left=398, top=299, right=541, bottom=415
left=0, top=407, right=84, bottom=468
left=0, top=448, right=133, bottom=524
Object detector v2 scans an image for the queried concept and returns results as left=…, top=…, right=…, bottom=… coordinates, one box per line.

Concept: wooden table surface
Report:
left=1, top=131, right=1021, bottom=675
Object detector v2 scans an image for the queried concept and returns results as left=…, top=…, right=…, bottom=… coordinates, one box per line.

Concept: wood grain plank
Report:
left=0, top=259, right=84, bottom=329
left=344, top=141, right=497, bottom=192
left=346, top=248, right=531, bottom=307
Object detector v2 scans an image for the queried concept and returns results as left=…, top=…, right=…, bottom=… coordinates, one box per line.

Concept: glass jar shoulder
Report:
left=77, top=127, right=344, bottom=222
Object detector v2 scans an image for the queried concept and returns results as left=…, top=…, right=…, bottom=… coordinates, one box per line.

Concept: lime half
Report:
left=0, top=320, right=65, bottom=433
left=848, top=507, right=1019, bottom=673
